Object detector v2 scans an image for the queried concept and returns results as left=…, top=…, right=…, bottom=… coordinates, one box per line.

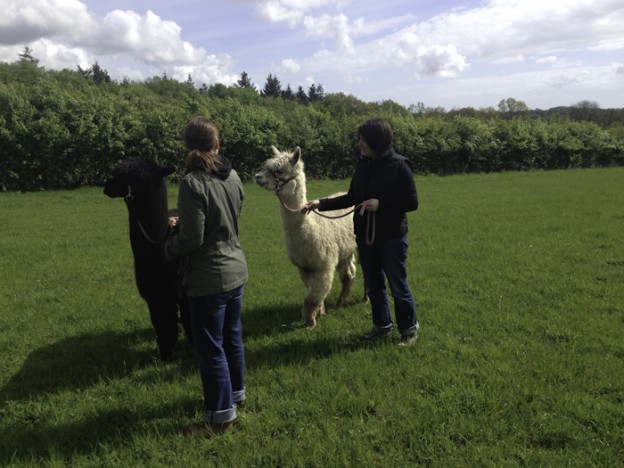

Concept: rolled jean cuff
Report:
left=374, top=323, right=394, bottom=333
left=204, top=406, right=237, bottom=425
left=399, top=321, right=419, bottom=337
left=233, top=388, right=246, bottom=405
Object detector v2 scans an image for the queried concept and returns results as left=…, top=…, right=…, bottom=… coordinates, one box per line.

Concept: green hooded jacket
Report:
left=165, top=155, right=248, bottom=297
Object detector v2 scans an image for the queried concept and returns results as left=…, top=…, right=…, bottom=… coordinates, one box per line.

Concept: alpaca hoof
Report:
left=306, top=321, right=317, bottom=330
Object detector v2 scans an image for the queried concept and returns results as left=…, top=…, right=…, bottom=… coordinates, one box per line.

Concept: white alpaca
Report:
left=255, top=146, right=357, bottom=328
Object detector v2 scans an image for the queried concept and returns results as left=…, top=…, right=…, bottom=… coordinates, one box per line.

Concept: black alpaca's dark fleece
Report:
left=104, top=157, right=192, bottom=360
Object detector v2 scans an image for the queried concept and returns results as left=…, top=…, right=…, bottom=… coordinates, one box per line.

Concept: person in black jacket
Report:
left=302, top=119, right=420, bottom=346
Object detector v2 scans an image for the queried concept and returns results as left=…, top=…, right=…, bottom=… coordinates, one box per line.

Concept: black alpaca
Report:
left=104, top=157, right=192, bottom=360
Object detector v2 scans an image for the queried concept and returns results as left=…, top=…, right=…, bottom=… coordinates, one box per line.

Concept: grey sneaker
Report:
left=362, top=325, right=393, bottom=341
left=398, top=323, right=420, bottom=347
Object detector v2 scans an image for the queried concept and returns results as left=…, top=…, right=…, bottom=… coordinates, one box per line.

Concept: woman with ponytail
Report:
left=166, top=116, right=248, bottom=436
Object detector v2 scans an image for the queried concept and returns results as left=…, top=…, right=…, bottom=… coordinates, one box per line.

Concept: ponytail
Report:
left=186, top=148, right=218, bottom=173
left=184, top=117, right=220, bottom=174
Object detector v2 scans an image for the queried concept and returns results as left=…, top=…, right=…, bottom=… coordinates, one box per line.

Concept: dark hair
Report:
left=184, top=116, right=219, bottom=173
left=358, top=118, right=393, bottom=155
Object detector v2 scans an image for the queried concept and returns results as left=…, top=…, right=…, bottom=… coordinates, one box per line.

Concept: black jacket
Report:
left=319, top=147, right=418, bottom=240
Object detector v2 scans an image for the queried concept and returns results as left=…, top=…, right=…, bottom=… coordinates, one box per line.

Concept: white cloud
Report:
left=300, top=28, right=468, bottom=79
left=30, top=38, right=93, bottom=69
left=303, top=14, right=353, bottom=50
left=1, top=0, right=622, bottom=108
left=0, top=0, right=237, bottom=87
left=96, top=10, right=205, bottom=65
left=410, top=0, right=624, bottom=61
left=493, top=54, right=525, bottom=64
left=536, top=55, right=558, bottom=65
left=280, top=58, right=301, bottom=73
left=256, top=0, right=349, bottom=26
left=0, top=0, right=95, bottom=44
left=273, top=0, right=623, bottom=97
left=383, top=62, right=622, bottom=110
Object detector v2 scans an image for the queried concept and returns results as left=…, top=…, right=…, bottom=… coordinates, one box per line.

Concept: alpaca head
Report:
left=104, top=157, right=175, bottom=199
left=254, top=146, right=304, bottom=195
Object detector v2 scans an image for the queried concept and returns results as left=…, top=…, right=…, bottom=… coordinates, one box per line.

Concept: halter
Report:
left=124, top=184, right=134, bottom=202
left=123, top=185, right=172, bottom=245
left=270, top=170, right=296, bottom=195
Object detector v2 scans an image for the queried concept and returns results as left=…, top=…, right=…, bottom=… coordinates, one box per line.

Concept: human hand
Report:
left=301, top=200, right=320, bottom=214
left=168, top=216, right=179, bottom=228
left=358, top=198, right=379, bottom=216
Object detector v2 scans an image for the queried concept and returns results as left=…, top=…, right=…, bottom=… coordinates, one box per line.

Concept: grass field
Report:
left=1, top=168, right=623, bottom=466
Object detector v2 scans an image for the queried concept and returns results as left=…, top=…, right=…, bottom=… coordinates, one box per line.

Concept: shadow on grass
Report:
left=1, top=301, right=371, bottom=463
left=242, top=303, right=302, bottom=339
left=243, top=302, right=373, bottom=370
left=242, top=294, right=368, bottom=340
left=0, top=328, right=195, bottom=403
left=0, top=398, right=198, bottom=463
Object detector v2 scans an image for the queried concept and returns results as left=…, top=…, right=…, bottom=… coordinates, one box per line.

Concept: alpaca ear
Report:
left=271, top=146, right=280, bottom=156
left=290, top=146, right=301, bottom=166
left=156, top=166, right=175, bottom=178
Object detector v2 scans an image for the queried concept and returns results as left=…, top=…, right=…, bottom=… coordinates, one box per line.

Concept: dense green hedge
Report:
left=1, top=60, right=623, bottom=191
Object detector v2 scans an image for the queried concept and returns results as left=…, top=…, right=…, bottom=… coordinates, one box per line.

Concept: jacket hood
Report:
left=214, top=154, right=233, bottom=180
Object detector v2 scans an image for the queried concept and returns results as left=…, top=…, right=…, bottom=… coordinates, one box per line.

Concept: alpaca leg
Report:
left=336, top=254, right=357, bottom=307
left=178, top=293, right=193, bottom=347
left=147, top=296, right=179, bottom=361
left=299, top=268, right=333, bottom=329
left=302, top=299, right=318, bottom=329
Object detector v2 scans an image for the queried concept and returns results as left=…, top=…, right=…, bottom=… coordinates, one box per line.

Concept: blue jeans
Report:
left=188, top=284, right=246, bottom=425
left=357, top=235, right=418, bottom=335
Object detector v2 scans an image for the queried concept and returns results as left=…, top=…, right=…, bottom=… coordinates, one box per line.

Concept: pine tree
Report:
left=308, top=83, right=325, bottom=102
left=296, top=85, right=308, bottom=104
left=78, top=62, right=111, bottom=85
left=261, top=73, right=282, bottom=98
left=18, top=46, right=39, bottom=65
left=281, top=84, right=295, bottom=100
left=236, top=71, right=256, bottom=91
left=92, top=62, right=111, bottom=85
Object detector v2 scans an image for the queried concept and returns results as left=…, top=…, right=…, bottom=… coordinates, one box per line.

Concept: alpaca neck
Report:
left=127, top=183, right=169, bottom=245
left=278, top=173, right=308, bottom=226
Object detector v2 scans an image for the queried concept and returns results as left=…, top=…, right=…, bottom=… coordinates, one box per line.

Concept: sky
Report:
left=1, top=0, right=623, bottom=110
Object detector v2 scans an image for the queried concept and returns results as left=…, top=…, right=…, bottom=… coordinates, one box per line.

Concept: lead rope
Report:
left=124, top=186, right=172, bottom=245
left=277, top=193, right=376, bottom=245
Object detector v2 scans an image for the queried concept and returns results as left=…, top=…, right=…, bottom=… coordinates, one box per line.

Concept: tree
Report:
left=296, top=86, right=308, bottom=104
left=308, top=83, right=325, bottom=102
left=18, top=46, right=39, bottom=65
left=91, top=62, right=111, bottom=85
left=570, top=100, right=600, bottom=122
left=281, top=84, right=295, bottom=100
left=78, top=62, right=111, bottom=85
left=409, top=102, right=426, bottom=114
left=498, top=97, right=529, bottom=115
left=236, top=71, right=256, bottom=91
left=261, top=73, right=282, bottom=98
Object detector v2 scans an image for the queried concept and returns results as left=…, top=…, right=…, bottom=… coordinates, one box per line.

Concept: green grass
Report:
left=1, top=168, right=623, bottom=466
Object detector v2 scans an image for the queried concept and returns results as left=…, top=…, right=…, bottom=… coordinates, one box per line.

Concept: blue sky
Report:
left=1, top=0, right=623, bottom=110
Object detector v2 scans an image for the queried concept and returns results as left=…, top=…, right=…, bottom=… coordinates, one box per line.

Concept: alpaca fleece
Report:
left=255, top=146, right=359, bottom=328
left=104, top=157, right=192, bottom=360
